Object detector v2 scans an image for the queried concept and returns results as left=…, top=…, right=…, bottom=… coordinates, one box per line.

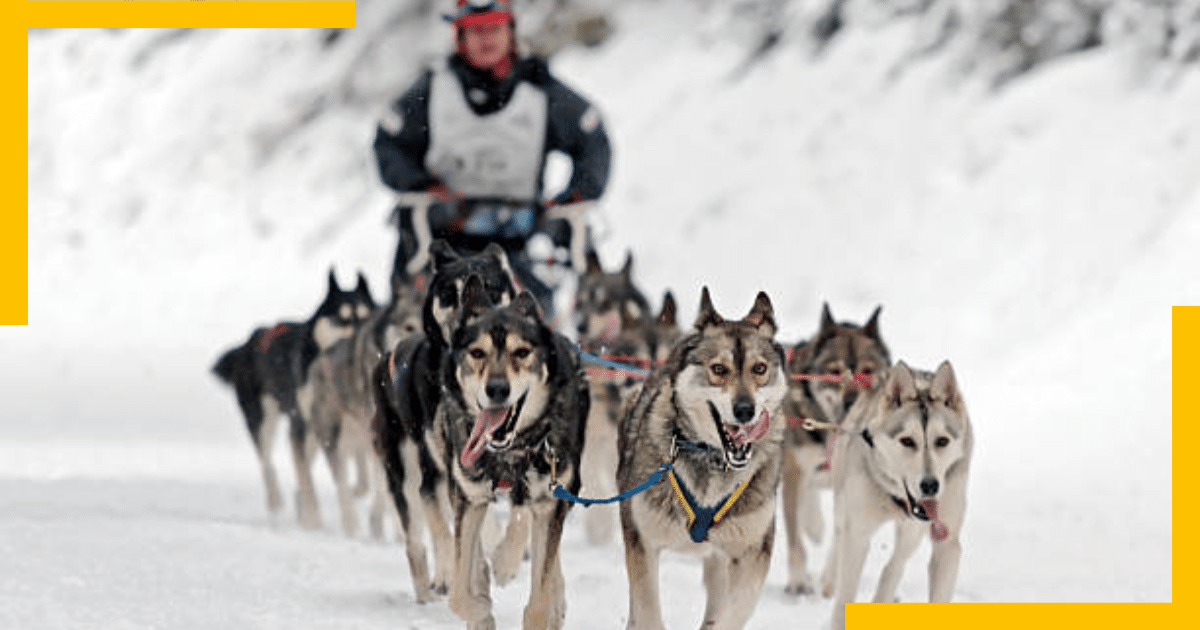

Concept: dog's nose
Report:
left=485, top=379, right=510, bottom=403
left=733, top=400, right=756, bottom=424
left=920, top=478, right=939, bottom=497
left=842, top=391, right=858, bottom=413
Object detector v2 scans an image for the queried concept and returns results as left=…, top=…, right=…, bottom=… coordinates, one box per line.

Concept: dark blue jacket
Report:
left=373, top=54, right=611, bottom=205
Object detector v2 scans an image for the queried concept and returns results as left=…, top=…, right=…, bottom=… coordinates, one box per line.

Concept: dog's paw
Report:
left=491, top=557, right=521, bottom=587
left=819, top=578, right=835, bottom=599
left=468, top=617, right=496, bottom=630
left=784, top=579, right=815, bottom=596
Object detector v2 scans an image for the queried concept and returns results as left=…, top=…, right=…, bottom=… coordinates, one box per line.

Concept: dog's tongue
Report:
left=726, top=409, right=770, bottom=448
left=460, top=407, right=510, bottom=469
left=921, top=499, right=950, bottom=542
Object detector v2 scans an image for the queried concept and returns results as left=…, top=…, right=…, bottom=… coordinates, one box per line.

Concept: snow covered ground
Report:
left=11, top=1, right=1189, bottom=627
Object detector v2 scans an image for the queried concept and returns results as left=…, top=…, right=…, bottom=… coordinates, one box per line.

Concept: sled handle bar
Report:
left=393, top=192, right=596, bottom=276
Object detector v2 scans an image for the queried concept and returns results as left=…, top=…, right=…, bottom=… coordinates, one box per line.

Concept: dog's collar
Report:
left=666, top=469, right=752, bottom=543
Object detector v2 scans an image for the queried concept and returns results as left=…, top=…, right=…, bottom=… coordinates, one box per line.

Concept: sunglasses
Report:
left=443, top=0, right=513, bottom=23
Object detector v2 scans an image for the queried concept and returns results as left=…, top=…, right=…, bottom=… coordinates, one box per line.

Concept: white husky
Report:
left=825, top=360, right=973, bottom=630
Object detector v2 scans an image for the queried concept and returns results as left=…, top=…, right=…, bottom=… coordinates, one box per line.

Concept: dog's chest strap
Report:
left=667, top=469, right=752, bottom=543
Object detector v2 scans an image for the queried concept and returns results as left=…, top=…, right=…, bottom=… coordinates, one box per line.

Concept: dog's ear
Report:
left=460, top=274, right=493, bottom=322
left=482, top=243, right=518, bottom=301
left=355, top=272, right=375, bottom=307
left=864, top=305, right=883, bottom=340
left=620, top=251, right=634, bottom=280
left=431, top=240, right=459, bottom=271
left=818, top=302, right=836, bottom=337
left=883, top=361, right=917, bottom=409
left=512, top=291, right=542, bottom=321
left=694, top=286, right=723, bottom=331
left=327, top=267, right=341, bottom=293
left=930, top=360, right=964, bottom=411
left=657, top=291, right=677, bottom=327
left=585, top=249, right=603, bottom=277
left=742, top=292, right=777, bottom=338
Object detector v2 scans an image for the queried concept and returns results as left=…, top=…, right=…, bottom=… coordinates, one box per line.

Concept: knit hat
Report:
left=444, top=0, right=514, bottom=29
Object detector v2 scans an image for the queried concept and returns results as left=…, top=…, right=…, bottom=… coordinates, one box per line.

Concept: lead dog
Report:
left=438, top=275, right=589, bottom=630
left=618, top=288, right=788, bottom=630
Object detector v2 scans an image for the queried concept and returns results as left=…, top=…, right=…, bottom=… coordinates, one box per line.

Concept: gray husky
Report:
left=618, top=288, right=788, bottom=630
left=826, top=360, right=973, bottom=630
left=780, top=303, right=890, bottom=595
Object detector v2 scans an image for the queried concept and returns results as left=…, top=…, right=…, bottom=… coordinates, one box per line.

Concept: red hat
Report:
left=444, top=0, right=514, bottom=29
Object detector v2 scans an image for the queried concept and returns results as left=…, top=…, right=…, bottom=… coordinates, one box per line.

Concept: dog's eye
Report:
left=710, top=364, right=730, bottom=377
left=934, top=436, right=950, bottom=448
left=512, top=348, right=531, bottom=360
left=468, top=349, right=487, bottom=360
left=899, top=437, right=917, bottom=449
left=751, top=362, right=768, bottom=376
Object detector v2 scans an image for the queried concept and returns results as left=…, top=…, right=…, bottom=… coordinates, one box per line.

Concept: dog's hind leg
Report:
left=391, top=439, right=438, bottom=604
left=448, top=499, right=495, bottom=630
left=523, top=499, right=569, bottom=630
left=492, top=504, right=531, bottom=587
left=288, top=411, right=322, bottom=529
left=620, top=505, right=666, bottom=630
left=242, top=392, right=283, bottom=518
left=872, top=520, right=922, bottom=603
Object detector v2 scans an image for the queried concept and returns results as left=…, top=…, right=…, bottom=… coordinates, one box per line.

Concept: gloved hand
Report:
left=427, top=184, right=468, bottom=232
left=428, top=183, right=464, bottom=203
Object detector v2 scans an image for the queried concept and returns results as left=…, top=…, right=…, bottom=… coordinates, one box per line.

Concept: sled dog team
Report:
left=214, top=241, right=973, bottom=630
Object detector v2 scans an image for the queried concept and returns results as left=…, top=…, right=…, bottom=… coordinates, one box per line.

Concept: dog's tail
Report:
left=212, top=344, right=250, bottom=386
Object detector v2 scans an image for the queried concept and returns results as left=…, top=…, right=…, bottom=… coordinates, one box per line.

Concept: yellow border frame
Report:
left=13, top=3, right=1177, bottom=628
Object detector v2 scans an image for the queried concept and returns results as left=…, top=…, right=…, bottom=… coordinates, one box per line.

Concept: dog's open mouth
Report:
left=460, top=394, right=525, bottom=469
left=708, top=402, right=770, bottom=469
left=904, top=486, right=950, bottom=543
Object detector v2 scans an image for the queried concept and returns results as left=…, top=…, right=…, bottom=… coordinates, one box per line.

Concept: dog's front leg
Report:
left=708, top=522, right=774, bottom=630
left=523, top=499, right=568, bottom=630
left=929, top=474, right=967, bottom=602
left=872, top=519, right=923, bottom=602
left=781, top=450, right=815, bottom=595
left=289, top=415, right=322, bottom=529
left=581, top=395, right=619, bottom=545
left=928, top=533, right=962, bottom=602
left=620, top=504, right=666, bottom=630
left=492, top=504, right=531, bottom=587
left=449, top=500, right=494, bottom=629
left=700, top=554, right=728, bottom=628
